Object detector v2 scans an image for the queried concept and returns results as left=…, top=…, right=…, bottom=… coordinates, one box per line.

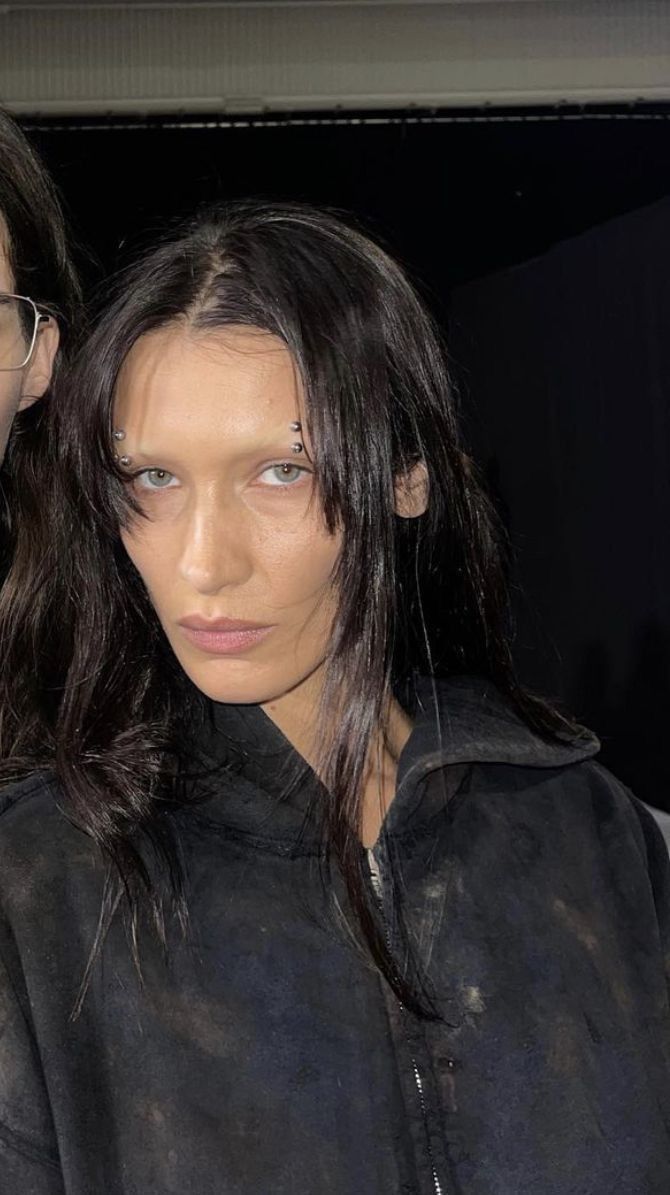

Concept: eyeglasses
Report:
left=0, top=293, right=50, bottom=372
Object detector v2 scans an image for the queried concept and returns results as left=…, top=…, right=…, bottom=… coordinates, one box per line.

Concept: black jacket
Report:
left=0, top=677, right=669, bottom=1194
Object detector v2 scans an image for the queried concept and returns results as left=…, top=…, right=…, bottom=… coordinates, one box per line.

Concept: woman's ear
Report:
left=394, top=460, right=429, bottom=519
left=19, top=315, right=60, bottom=409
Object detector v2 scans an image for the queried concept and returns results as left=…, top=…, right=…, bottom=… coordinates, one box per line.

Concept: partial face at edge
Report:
left=115, top=324, right=343, bottom=708
left=0, top=219, right=60, bottom=461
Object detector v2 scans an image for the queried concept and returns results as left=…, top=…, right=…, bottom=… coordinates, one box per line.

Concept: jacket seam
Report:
left=0, top=772, right=54, bottom=822
left=0, top=1117, right=61, bottom=1170
left=190, top=817, right=324, bottom=858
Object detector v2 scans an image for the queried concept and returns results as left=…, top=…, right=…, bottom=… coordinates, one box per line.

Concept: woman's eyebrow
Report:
left=116, top=430, right=307, bottom=462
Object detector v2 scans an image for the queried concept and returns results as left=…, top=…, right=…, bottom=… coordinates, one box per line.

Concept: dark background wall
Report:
left=450, top=196, right=670, bottom=810
left=26, top=107, right=670, bottom=293
left=24, top=106, right=670, bottom=809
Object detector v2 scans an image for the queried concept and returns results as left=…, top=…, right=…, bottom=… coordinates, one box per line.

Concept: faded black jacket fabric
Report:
left=0, top=677, right=669, bottom=1194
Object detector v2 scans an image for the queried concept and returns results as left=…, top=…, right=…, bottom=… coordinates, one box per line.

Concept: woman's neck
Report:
left=261, top=670, right=414, bottom=848
left=359, top=699, right=414, bottom=848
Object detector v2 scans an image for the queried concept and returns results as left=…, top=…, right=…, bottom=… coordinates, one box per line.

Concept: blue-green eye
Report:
left=260, top=463, right=308, bottom=487
left=136, top=469, right=177, bottom=489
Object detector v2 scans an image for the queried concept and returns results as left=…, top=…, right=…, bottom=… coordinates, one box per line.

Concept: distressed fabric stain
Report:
left=0, top=678, right=667, bottom=1194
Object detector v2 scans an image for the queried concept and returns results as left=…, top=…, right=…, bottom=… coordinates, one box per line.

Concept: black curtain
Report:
left=450, top=197, right=670, bottom=810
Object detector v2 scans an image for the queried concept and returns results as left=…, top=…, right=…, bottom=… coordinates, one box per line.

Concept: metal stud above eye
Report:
left=291, top=443, right=303, bottom=454
left=289, top=420, right=301, bottom=432
left=113, top=429, right=126, bottom=441
left=119, top=455, right=132, bottom=467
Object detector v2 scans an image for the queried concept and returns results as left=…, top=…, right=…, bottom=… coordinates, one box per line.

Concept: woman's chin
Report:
left=173, top=653, right=289, bottom=707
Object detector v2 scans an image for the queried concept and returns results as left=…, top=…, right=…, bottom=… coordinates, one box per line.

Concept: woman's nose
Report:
left=177, top=505, right=252, bottom=594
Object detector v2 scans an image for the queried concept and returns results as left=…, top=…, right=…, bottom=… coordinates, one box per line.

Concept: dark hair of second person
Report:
left=0, top=109, right=82, bottom=564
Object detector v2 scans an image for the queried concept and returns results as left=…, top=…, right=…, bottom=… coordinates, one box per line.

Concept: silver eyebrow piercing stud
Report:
left=290, top=419, right=303, bottom=453
left=112, top=430, right=131, bottom=465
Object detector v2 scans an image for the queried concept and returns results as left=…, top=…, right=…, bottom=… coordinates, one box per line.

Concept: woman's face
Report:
left=115, top=323, right=343, bottom=712
left=0, top=222, right=59, bottom=459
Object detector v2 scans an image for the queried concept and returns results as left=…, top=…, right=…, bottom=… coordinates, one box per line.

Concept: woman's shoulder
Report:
left=0, top=769, right=64, bottom=832
left=0, top=771, right=97, bottom=908
left=566, top=756, right=665, bottom=849
left=516, top=756, right=670, bottom=919
left=496, top=745, right=666, bottom=860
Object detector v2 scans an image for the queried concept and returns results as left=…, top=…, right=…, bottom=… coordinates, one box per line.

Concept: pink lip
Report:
left=177, top=617, right=274, bottom=656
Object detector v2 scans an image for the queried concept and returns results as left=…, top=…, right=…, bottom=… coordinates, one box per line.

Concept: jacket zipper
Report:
left=366, top=847, right=445, bottom=1195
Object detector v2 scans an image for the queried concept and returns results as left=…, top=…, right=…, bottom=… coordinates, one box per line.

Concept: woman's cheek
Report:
left=264, top=525, right=340, bottom=602
left=120, top=526, right=171, bottom=596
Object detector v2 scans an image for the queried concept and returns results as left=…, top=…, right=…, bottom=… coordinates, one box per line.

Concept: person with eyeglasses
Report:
left=0, top=293, right=53, bottom=424
left=0, top=109, right=81, bottom=555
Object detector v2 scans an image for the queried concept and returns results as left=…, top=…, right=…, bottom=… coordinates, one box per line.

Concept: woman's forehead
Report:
left=117, top=324, right=297, bottom=400
left=113, top=323, right=305, bottom=450
left=122, top=323, right=292, bottom=378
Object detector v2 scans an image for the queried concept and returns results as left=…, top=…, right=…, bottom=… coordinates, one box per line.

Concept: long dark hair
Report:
left=0, top=109, right=82, bottom=569
left=0, top=202, right=572, bottom=1016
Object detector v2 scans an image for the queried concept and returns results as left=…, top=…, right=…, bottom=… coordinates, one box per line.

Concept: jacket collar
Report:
left=397, top=675, right=597, bottom=785
left=192, top=675, right=599, bottom=848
